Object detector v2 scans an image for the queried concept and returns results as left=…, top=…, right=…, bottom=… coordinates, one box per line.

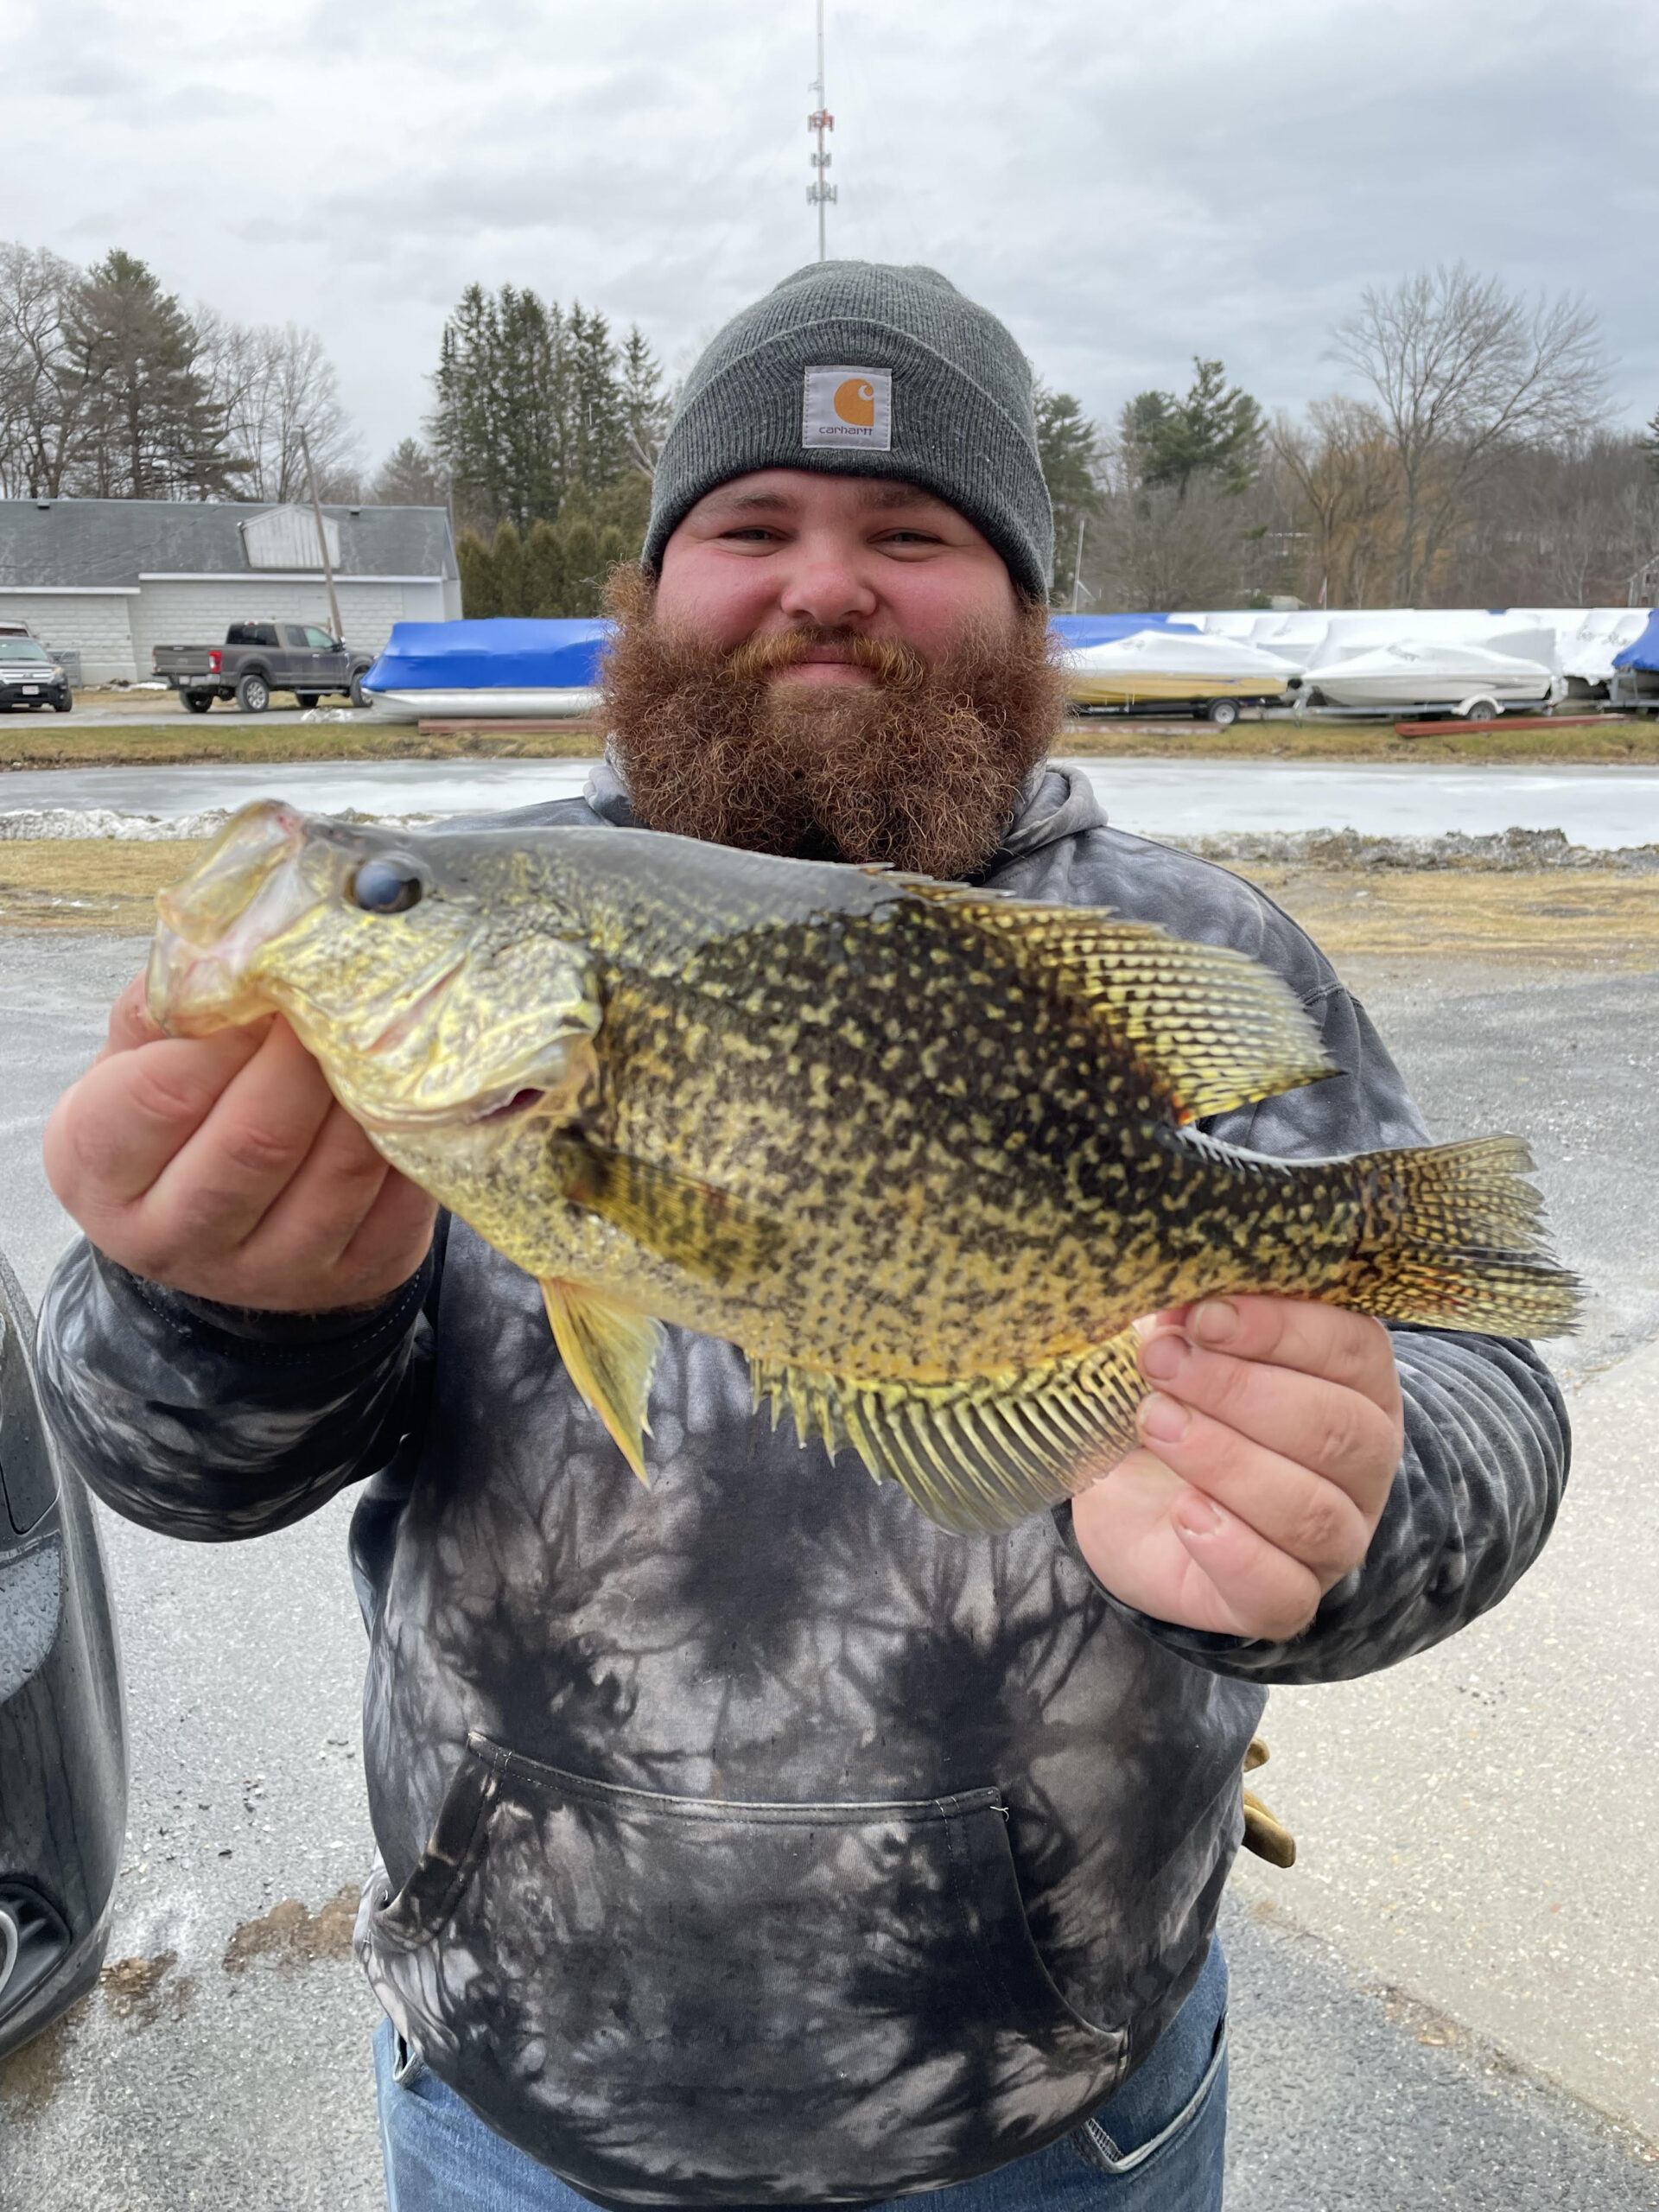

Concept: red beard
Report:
left=601, top=566, right=1065, bottom=880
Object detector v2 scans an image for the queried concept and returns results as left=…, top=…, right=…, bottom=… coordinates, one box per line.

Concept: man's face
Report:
left=654, top=469, right=1022, bottom=667
left=605, top=470, right=1064, bottom=880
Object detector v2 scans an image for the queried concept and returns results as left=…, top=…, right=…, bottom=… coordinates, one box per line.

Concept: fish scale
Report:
left=146, top=803, right=1580, bottom=1536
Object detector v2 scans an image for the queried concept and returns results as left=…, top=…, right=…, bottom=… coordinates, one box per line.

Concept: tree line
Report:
left=1062, top=264, right=1647, bottom=613
left=4, top=243, right=1653, bottom=615
left=0, top=245, right=367, bottom=508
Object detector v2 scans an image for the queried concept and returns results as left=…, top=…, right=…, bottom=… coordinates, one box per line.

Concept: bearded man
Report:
left=39, top=264, right=1568, bottom=2212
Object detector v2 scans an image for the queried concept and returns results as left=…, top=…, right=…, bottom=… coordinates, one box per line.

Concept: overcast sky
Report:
left=5, top=0, right=1656, bottom=474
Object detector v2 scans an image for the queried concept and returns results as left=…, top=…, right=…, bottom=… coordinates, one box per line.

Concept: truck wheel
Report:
left=52, top=696, right=72, bottom=714
left=295, top=694, right=321, bottom=711
left=182, top=692, right=213, bottom=715
left=349, top=671, right=372, bottom=709
left=1206, top=698, right=1241, bottom=727
left=236, top=672, right=270, bottom=714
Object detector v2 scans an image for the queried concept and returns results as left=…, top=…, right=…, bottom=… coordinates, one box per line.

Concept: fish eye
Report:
left=350, top=857, right=426, bottom=914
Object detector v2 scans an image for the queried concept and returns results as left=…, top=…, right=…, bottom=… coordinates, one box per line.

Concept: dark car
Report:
left=0, top=1246, right=127, bottom=2058
left=152, top=622, right=376, bottom=713
left=0, top=636, right=73, bottom=714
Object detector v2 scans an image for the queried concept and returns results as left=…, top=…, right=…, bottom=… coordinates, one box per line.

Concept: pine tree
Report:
left=61, top=251, right=245, bottom=499
left=1033, top=384, right=1103, bottom=602
left=1120, top=359, right=1264, bottom=497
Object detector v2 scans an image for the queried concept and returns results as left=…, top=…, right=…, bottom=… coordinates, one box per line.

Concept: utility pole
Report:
left=1070, top=515, right=1087, bottom=615
left=298, top=423, right=345, bottom=645
left=807, top=0, right=836, bottom=262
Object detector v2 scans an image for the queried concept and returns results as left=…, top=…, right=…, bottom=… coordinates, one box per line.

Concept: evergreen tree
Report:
left=429, top=283, right=666, bottom=537
left=619, top=325, right=673, bottom=474
left=1033, top=383, right=1103, bottom=602
left=61, top=250, right=245, bottom=499
left=1119, top=358, right=1264, bottom=497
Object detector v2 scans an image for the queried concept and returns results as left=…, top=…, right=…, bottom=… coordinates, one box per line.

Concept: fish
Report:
left=146, top=799, right=1580, bottom=1535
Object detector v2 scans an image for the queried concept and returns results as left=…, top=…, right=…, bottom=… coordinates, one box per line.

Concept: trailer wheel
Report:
left=1461, top=696, right=1499, bottom=722
left=1206, top=698, right=1241, bottom=728
left=236, top=671, right=270, bottom=714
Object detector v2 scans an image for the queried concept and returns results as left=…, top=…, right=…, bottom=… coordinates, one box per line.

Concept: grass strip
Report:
left=4, top=716, right=1659, bottom=771
left=3, top=838, right=1655, bottom=969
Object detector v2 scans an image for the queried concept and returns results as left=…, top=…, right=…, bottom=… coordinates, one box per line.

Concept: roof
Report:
left=0, top=499, right=456, bottom=588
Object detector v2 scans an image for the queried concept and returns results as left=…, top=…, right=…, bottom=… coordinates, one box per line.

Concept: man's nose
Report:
left=775, top=539, right=880, bottom=628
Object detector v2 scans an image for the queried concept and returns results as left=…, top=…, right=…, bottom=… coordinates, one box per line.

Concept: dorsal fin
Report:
left=904, top=884, right=1333, bottom=1122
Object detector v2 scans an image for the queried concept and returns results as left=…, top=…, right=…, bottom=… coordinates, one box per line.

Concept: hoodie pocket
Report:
left=362, top=1731, right=1125, bottom=2208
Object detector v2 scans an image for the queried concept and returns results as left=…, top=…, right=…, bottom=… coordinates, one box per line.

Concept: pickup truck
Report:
left=152, top=622, right=376, bottom=714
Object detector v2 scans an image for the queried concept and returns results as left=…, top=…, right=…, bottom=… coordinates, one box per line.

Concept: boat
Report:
left=359, top=618, right=609, bottom=722
left=1064, top=629, right=1301, bottom=721
left=1300, top=639, right=1563, bottom=716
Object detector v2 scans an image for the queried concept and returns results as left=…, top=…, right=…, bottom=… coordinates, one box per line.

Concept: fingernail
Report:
left=1139, top=1332, right=1188, bottom=1382
left=1139, top=1391, right=1190, bottom=1443
left=1174, top=1491, right=1224, bottom=1537
left=1190, top=1300, right=1239, bottom=1346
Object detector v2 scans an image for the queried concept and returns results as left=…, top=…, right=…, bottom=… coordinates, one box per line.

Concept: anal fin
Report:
left=541, top=1279, right=663, bottom=1485
left=750, top=1328, right=1149, bottom=1535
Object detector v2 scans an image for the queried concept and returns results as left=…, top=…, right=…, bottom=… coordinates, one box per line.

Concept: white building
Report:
left=0, top=499, right=461, bottom=684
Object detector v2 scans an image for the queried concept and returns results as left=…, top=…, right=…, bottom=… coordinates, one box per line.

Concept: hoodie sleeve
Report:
left=35, top=1236, right=436, bottom=1543
left=1027, top=830, right=1572, bottom=1684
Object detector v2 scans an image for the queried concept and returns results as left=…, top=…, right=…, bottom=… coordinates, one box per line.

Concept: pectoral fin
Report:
left=548, top=1133, right=784, bottom=1288
left=750, top=1326, right=1148, bottom=1535
left=540, top=1278, right=663, bottom=1485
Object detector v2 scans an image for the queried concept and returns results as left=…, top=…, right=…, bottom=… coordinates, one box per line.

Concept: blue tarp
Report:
left=1047, top=614, right=1181, bottom=649
left=365, top=613, right=1185, bottom=693
left=1612, top=612, right=1659, bottom=671
left=365, top=619, right=612, bottom=691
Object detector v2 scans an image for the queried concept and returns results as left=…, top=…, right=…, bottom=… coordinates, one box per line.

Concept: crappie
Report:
left=147, top=800, right=1579, bottom=1535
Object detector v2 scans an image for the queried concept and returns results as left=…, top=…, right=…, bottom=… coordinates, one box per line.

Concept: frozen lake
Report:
left=1, top=756, right=1656, bottom=846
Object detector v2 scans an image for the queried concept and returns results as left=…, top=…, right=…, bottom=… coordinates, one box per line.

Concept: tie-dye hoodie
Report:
left=38, top=762, right=1567, bottom=2207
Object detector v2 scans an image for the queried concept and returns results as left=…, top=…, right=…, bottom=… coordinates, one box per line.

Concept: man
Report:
left=39, top=263, right=1567, bottom=2212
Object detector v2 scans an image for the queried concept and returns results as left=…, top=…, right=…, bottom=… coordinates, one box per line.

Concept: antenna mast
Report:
left=807, top=0, right=836, bottom=261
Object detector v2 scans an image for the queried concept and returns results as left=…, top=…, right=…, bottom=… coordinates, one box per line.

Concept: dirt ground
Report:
left=3, top=836, right=1655, bottom=968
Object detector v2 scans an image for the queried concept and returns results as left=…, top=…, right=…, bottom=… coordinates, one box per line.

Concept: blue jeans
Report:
left=374, top=1939, right=1227, bottom=2212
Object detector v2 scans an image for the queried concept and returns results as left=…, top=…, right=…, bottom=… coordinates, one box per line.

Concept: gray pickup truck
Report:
left=152, top=622, right=376, bottom=714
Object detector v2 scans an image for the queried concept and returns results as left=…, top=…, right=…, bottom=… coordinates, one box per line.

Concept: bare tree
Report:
left=369, top=435, right=448, bottom=506
left=198, top=312, right=361, bottom=502
left=1270, top=398, right=1401, bottom=607
left=1330, top=264, right=1610, bottom=603
left=1090, top=474, right=1252, bottom=611
left=0, top=243, right=82, bottom=497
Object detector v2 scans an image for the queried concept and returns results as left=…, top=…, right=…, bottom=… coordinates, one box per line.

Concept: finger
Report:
left=138, top=1019, right=339, bottom=1257
left=334, top=1166, right=440, bottom=1302
left=101, top=972, right=167, bottom=1058
left=1166, top=1481, right=1325, bottom=1642
left=1135, top=1390, right=1373, bottom=1583
left=1182, top=1297, right=1402, bottom=1414
left=45, top=1026, right=275, bottom=1213
left=1137, top=1332, right=1402, bottom=1510
left=1072, top=1448, right=1320, bottom=1641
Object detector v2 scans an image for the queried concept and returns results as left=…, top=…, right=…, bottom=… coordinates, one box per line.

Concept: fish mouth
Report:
left=148, top=801, right=317, bottom=1034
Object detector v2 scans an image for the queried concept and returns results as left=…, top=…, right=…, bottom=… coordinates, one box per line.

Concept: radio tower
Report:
left=807, top=0, right=836, bottom=261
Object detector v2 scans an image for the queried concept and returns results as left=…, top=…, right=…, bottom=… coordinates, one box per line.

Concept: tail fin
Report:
left=1339, top=1135, right=1580, bottom=1338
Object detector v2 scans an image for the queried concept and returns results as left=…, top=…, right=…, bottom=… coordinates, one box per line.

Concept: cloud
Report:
left=3, top=0, right=1655, bottom=459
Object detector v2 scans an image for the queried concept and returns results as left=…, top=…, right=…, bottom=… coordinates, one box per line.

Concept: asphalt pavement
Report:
left=1, top=929, right=1656, bottom=2209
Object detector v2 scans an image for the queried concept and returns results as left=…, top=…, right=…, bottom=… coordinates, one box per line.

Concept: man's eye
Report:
left=351, top=858, right=425, bottom=913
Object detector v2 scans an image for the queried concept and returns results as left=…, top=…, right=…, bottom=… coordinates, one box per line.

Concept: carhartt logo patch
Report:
left=802, top=366, right=892, bottom=450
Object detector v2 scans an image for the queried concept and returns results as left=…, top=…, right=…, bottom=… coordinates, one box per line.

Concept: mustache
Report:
left=722, top=627, right=928, bottom=689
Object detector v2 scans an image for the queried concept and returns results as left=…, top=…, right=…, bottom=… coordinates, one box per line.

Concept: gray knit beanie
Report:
left=643, top=262, right=1053, bottom=601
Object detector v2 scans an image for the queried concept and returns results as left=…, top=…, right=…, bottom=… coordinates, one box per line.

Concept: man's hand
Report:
left=43, top=975, right=436, bottom=1313
left=1071, top=1298, right=1404, bottom=1642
